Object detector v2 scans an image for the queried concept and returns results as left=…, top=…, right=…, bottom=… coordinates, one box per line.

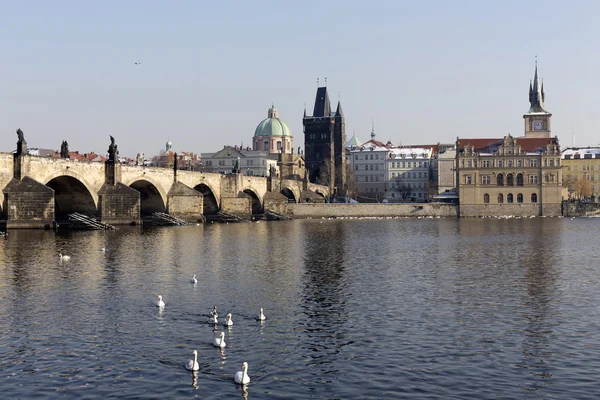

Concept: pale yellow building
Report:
left=561, top=148, right=600, bottom=199
left=456, top=64, right=565, bottom=217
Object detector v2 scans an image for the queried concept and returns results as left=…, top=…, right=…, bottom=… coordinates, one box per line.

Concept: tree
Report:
left=345, top=163, right=358, bottom=199
left=573, top=179, right=593, bottom=200
left=391, top=175, right=412, bottom=202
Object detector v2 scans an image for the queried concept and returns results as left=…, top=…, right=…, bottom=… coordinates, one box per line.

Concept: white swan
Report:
left=59, top=253, right=71, bottom=261
left=257, top=307, right=266, bottom=321
left=213, top=331, right=226, bottom=348
left=156, top=295, right=165, bottom=307
left=190, top=274, right=198, bottom=284
left=186, top=350, right=199, bottom=371
left=223, top=313, right=233, bottom=327
left=208, top=314, right=218, bottom=324
left=234, top=362, right=250, bottom=385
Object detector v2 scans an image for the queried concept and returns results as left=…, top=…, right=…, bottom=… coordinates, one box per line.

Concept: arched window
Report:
left=498, top=193, right=504, bottom=203
left=507, top=173, right=514, bottom=186
left=517, top=173, right=524, bottom=186
left=483, top=193, right=490, bottom=204
left=264, top=141, right=269, bottom=151
left=531, top=193, right=538, bottom=203
left=497, top=174, right=504, bottom=186
left=517, top=193, right=523, bottom=203
left=507, top=193, right=514, bottom=203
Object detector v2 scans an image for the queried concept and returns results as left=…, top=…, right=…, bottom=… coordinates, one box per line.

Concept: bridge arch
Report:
left=194, top=183, right=219, bottom=215
left=281, top=187, right=298, bottom=203
left=128, top=179, right=167, bottom=217
left=43, top=170, right=99, bottom=207
left=242, top=189, right=262, bottom=215
left=45, top=175, right=97, bottom=221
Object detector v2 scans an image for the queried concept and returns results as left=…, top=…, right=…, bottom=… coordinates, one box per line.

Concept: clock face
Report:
left=533, top=121, right=543, bottom=131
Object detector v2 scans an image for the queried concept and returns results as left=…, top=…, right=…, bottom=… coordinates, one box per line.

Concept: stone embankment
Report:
left=286, top=203, right=458, bottom=219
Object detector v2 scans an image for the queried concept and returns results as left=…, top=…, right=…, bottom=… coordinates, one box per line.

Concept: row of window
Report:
left=464, top=173, right=544, bottom=185
left=392, top=171, right=427, bottom=179
left=483, top=193, right=538, bottom=204
left=205, top=159, right=266, bottom=167
left=565, top=165, right=597, bottom=171
left=566, top=174, right=597, bottom=181
left=461, top=158, right=560, bottom=168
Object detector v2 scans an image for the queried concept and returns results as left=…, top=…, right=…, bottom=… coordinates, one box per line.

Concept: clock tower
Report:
left=523, top=62, right=552, bottom=138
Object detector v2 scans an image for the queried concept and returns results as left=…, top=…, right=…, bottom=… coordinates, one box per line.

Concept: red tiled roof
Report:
left=457, top=137, right=557, bottom=153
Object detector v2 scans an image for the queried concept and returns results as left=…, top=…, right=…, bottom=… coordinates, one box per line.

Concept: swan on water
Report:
left=59, top=253, right=71, bottom=261
left=209, top=305, right=218, bottom=318
left=223, top=313, right=233, bottom=327
left=234, top=362, right=250, bottom=385
left=156, top=295, right=165, bottom=307
left=208, top=314, right=218, bottom=324
left=190, top=274, right=198, bottom=284
left=186, top=350, right=199, bottom=371
left=257, top=308, right=266, bottom=321
left=213, top=331, right=226, bottom=348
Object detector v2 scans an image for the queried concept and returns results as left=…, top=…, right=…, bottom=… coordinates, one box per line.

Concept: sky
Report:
left=1, top=0, right=600, bottom=158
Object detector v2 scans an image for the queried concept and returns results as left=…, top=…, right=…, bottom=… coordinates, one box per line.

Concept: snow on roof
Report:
left=562, top=147, right=600, bottom=157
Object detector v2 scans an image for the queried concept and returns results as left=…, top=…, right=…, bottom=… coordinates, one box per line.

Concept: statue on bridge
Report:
left=60, top=140, right=70, bottom=158
left=108, top=135, right=119, bottom=162
left=16, top=128, right=27, bottom=155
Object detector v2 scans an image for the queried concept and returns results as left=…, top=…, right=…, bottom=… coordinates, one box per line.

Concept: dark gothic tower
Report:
left=303, top=86, right=346, bottom=195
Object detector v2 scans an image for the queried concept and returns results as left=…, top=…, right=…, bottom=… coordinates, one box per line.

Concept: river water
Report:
left=1, top=217, right=600, bottom=399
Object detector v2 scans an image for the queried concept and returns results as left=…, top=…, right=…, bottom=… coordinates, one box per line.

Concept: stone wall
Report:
left=98, top=183, right=141, bottom=224
left=221, top=196, right=251, bottom=218
left=563, top=202, right=600, bottom=217
left=3, top=177, right=55, bottom=228
left=167, top=182, right=203, bottom=221
left=286, top=203, right=458, bottom=218
left=0, top=153, right=14, bottom=217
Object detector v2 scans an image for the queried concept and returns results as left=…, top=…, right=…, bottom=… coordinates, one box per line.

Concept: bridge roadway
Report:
left=0, top=153, right=328, bottom=226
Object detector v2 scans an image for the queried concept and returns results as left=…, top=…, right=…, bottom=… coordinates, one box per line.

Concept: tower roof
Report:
left=335, top=100, right=344, bottom=117
left=527, top=62, right=549, bottom=114
left=312, top=87, right=331, bottom=117
left=254, top=105, right=292, bottom=137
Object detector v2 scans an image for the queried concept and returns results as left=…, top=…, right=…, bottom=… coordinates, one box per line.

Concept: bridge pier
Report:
left=167, top=181, right=204, bottom=222
left=98, top=159, right=141, bottom=225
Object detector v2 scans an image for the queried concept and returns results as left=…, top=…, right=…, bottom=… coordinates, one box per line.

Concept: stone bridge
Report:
left=0, top=153, right=329, bottom=228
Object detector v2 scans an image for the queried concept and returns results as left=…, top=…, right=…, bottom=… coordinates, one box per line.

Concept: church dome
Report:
left=254, top=105, right=292, bottom=137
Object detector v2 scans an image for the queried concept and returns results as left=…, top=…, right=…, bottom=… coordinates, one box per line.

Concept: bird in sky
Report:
left=134, top=62, right=141, bottom=65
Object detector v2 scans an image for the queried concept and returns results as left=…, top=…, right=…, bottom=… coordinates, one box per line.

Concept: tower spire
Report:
left=527, top=58, right=548, bottom=113
left=371, top=119, right=375, bottom=139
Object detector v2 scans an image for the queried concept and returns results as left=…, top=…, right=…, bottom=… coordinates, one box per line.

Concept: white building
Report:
left=201, top=145, right=278, bottom=176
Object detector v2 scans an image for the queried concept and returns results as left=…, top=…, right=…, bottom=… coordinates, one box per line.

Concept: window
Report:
left=507, top=173, right=514, bottom=186
left=497, top=160, right=503, bottom=168
left=507, top=193, right=514, bottom=203
left=355, top=155, right=358, bottom=160
left=517, top=193, right=523, bottom=203
left=465, top=175, right=472, bottom=184
left=484, top=193, right=490, bottom=203
left=413, top=172, right=417, bottom=178
left=277, top=141, right=282, bottom=151
left=370, top=154, right=373, bottom=160
left=498, top=193, right=504, bottom=203
left=375, top=154, right=379, bottom=160
left=530, top=159, right=538, bottom=167
left=482, top=160, right=491, bottom=168
left=507, top=160, right=513, bottom=167
left=531, top=193, right=538, bottom=203
left=467, top=160, right=472, bottom=168
left=482, top=175, right=490, bottom=184
left=549, top=159, right=554, bottom=167
left=497, top=174, right=504, bottom=186
left=517, top=160, right=523, bottom=168
left=355, top=165, right=359, bottom=171
left=529, top=175, right=538, bottom=184
left=517, top=173, right=524, bottom=186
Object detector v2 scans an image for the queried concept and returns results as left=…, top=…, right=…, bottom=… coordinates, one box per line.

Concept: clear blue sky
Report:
left=1, top=0, right=599, bottom=158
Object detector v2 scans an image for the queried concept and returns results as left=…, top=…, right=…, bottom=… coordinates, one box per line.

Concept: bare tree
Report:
left=391, top=175, right=412, bottom=202
left=573, top=179, right=593, bottom=200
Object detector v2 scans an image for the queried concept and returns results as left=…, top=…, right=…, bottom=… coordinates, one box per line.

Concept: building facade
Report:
left=561, top=147, right=600, bottom=199
left=303, top=86, right=346, bottom=194
left=201, top=145, right=277, bottom=177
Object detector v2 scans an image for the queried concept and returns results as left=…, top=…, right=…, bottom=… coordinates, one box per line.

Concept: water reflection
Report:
left=518, top=219, right=562, bottom=388
left=300, top=221, right=348, bottom=373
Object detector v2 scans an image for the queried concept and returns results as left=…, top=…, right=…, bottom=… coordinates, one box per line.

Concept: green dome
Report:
left=254, top=105, right=292, bottom=137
